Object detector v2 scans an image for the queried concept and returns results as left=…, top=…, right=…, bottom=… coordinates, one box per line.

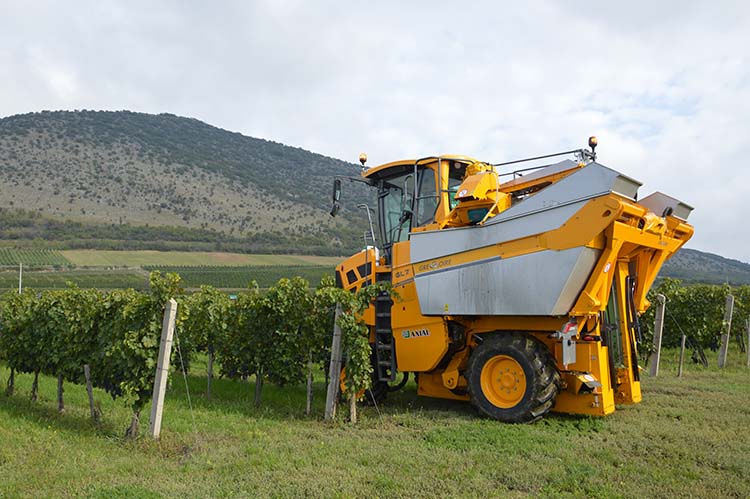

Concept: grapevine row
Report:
left=0, top=248, right=70, bottom=266
left=0, top=272, right=382, bottom=436
left=638, top=279, right=750, bottom=354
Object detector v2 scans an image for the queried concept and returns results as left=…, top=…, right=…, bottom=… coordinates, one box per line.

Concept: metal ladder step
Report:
left=373, top=288, right=396, bottom=382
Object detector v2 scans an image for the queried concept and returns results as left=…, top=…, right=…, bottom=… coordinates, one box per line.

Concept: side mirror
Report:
left=330, top=178, right=342, bottom=217
left=402, top=174, right=414, bottom=210
left=398, top=209, right=412, bottom=225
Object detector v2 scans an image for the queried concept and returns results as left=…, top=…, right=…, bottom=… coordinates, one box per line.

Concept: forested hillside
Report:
left=661, top=248, right=750, bottom=285
left=0, top=110, right=369, bottom=254
left=1, top=110, right=749, bottom=283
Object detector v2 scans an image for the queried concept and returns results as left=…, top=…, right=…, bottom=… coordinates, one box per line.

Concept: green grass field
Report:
left=61, top=250, right=342, bottom=267
left=1, top=349, right=748, bottom=498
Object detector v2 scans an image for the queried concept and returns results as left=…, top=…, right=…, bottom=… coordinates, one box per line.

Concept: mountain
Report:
left=660, top=248, right=750, bottom=285
left=1, top=110, right=748, bottom=284
left=0, top=110, right=370, bottom=254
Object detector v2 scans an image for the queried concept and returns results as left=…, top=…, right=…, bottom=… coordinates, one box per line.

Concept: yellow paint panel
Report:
left=417, top=371, right=469, bottom=401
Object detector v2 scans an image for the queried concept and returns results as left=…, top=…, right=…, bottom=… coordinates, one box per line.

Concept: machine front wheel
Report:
left=467, top=333, right=560, bottom=423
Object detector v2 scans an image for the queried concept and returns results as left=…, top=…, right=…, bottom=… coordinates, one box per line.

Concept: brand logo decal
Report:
left=417, top=259, right=451, bottom=272
left=402, top=328, right=430, bottom=339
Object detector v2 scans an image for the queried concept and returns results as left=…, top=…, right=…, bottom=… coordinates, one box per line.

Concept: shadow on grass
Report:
left=0, top=365, right=591, bottom=437
left=165, top=370, right=484, bottom=423
left=0, top=391, right=121, bottom=439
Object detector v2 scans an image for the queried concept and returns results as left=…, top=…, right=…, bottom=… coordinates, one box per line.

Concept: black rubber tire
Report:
left=467, top=333, right=560, bottom=423
left=387, top=372, right=409, bottom=393
left=365, top=380, right=388, bottom=405
left=338, top=364, right=388, bottom=406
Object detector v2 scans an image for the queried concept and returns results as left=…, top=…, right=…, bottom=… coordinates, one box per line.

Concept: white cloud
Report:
left=1, top=0, right=749, bottom=260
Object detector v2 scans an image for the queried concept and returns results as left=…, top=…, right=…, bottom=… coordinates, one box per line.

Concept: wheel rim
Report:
left=480, top=354, right=527, bottom=409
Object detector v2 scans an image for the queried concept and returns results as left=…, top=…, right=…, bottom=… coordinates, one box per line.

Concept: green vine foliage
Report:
left=93, top=272, right=183, bottom=412
left=336, top=282, right=394, bottom=399
left=306, top=276, right=340, bottom=368
left=0, top=267, right=399, bottom=421
left=178, top=285, right=233, bottom=370
left=0, top=290, right=39, bottom=376
left=40, top=286, right=101, bottom=383
left=216, top=283, right=260, bottom=380
left=255, top=277, right=313, bottom=387
left=640, top=278, right=749, bottom=355
left=3, top=270, right=747, bottom=424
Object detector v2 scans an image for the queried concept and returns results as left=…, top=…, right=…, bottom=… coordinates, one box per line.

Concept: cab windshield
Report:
left=377, top=165, right=438, bottom=251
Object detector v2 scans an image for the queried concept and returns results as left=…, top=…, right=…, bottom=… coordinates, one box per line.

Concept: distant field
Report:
left=61, top=250, right=343, bottom=267
left=0, top=248, right=70, bottom=266
left=0, top=265, right=333, bottom=290
left=0, top=249, right=341, bottom=290
left=0, top=269, right=148, bottom=290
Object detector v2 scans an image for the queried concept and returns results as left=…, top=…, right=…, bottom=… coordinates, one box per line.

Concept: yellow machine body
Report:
left=334, top=150, right=693, bottom=421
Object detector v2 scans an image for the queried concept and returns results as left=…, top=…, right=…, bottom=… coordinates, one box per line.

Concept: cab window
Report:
left=447, top=161, right=467, bottom=210
left=414, top=167, right=438, bottom=227
left=380, top=174, right=412, bottom=246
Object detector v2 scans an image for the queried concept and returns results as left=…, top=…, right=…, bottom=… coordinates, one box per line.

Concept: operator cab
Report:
left=331, top=143, right=600, bottom=266
left=361, top=156, right=476, bottom=263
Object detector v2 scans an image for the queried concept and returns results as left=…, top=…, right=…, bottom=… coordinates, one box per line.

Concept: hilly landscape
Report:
left=660, top=247, right=750, bottom=285
left=0, top=110, right=748, bottom=285
left=0, top=110, right=370, bottom=255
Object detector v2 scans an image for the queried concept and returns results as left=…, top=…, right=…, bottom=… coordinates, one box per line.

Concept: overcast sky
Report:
left=2, top=1, right=749, bottom=261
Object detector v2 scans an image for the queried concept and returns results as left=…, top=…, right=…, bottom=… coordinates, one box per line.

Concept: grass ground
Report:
left=61, top=250, right=342, bottom=267
left=1, top=349, right=748, bottom=498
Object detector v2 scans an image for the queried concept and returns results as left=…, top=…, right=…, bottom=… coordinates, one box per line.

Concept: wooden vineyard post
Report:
left=254, top=369, right=263, bottom=408
left=718, top=295, right=734, bottom=368
left=306, top=352, right=313, bottom=416
left=349, top=392, right=357, bottom=424
left=149, top=299, right=177, bottom=439
left=746, top=317, right=750, bottom=368
left=649, top=294, right=666, bottom=377
left=83, top=364, right=98, bottom=422
left=324, top=304, right=343, bottom=421
left=677, top=334, right=687, bottom=378
left=206, top=346, right=214, bottom=400
left=57, top=374, right=65, bottom=413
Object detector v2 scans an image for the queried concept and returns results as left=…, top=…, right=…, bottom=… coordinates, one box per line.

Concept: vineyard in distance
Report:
left=0, top=248, right=339, bottom=291
left=1, top=246, right=749, bottom=292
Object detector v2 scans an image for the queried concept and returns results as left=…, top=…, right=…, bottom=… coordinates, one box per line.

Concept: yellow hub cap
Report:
left=340, top=367, right=366, bottom=399
left=480, top=355, right=527, bottom=409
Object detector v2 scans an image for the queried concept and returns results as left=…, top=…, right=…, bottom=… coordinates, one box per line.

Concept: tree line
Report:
left=0, top=207, right=363, bottom=255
